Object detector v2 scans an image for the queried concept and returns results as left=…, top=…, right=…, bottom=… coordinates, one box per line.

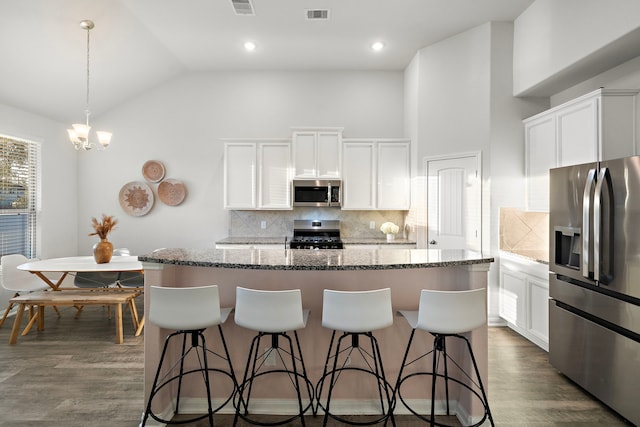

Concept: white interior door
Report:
left=426, top=154, right=481, bottom=251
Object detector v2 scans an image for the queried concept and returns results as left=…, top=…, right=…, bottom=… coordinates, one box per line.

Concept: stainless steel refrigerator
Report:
left=549, top=156, right=640, bottom=426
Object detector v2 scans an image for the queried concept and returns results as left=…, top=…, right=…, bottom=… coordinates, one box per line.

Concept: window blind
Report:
left=0, top=134, right=40, bottom=258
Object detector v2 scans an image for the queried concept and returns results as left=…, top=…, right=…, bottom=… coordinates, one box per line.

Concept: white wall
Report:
left=76, top=70, right=405, bottom=255
left=404, top=22, right=548, bottom=323
left=513, top=0, right=640, bottom=96
left=0, top=103, right=78, bottom=258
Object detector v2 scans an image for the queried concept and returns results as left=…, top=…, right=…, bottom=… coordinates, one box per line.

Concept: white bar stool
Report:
left=142, top=285, right=237, bottom=426
left=316, top=288, right=395, bottom=426
left=233, top=286, right=314, bottom=426
left=395, top=288, right=494, bottom=427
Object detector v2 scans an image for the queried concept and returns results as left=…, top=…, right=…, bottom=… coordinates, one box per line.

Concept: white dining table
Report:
left=16, top=255, right=145, bottom=339
left=17, top=255, right=143, bottom=290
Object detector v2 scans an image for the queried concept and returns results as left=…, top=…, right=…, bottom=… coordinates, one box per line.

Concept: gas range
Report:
left=289, top=220, right=343, bottom=249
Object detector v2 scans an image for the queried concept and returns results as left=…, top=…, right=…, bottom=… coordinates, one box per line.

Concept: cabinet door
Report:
left=557, top=97, right=598, bottom=167
left=342, top=142, right=375, bottom=209
left=317, top=132, right=341, bottom=178
left=293, top=132, right=317, bottom=178
left=528, top=276, right=549, bottom=343
left=525, top=114, right=556, bottom=211
left=258, top=142, right=291, bottom=209
left=377, top=141, right=410, bottom=209
left=224, top=143, right=256, bottom=209
left=499, top=270, right=526, bottom=328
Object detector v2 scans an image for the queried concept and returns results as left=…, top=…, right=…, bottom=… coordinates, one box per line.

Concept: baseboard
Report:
left=142, top=397, right=492, bottom=426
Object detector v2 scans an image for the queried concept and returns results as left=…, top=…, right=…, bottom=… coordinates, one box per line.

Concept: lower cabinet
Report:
left=499, top=251, right=549, bottom=351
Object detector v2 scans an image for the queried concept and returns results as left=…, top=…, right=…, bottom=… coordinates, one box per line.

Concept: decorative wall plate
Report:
left=119, top=181, right=154, bottom=216
left=142, top=160, right=165, bottom=183
left=158, top=179, right=186, bottom=206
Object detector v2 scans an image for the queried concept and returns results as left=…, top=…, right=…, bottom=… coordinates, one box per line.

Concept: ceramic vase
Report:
left=93, top=238, right=113, bottom=264
left=386, top=233, right=395, bottom=242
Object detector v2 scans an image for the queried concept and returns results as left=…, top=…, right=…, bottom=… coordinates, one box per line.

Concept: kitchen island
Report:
left=139, top=248, right=493, bottom=424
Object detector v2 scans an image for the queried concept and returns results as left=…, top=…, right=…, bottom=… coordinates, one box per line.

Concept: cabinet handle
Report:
left=429, top=240, right=437, bottom=245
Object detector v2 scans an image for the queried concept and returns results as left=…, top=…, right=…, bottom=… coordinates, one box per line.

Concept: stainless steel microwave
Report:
left=292, top=179, right=341, bottom=207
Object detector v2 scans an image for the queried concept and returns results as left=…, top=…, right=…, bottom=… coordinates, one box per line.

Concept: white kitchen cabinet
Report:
left=499, top=251, right=549, bottom=350
left=523, top=88, right=638, bottom=211
left=342, top=139, right=410, bottom=210
left=223, top=140, right=292, bottom=210
left=292, top=128, right=342, bottom=179
left=257, top=142, right=291, bottom=209
left=524, top=113, right=556, bottom=212
left=377, top=142, right=411, bottom=209
left=224, top=142, right=256, bottom=209
left=342, top=141, right=375, bottom=209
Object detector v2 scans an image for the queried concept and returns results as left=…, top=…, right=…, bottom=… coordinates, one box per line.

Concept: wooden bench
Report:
left=8, top=289, right=141, bottom=345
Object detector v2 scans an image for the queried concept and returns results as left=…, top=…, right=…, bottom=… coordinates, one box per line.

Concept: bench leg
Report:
left=9, top=304, right=26, bottom=344
left=115, top=303, right=123, bottom=344
left=38, top=306, right=45, bottom=331
left=128, top=298, right=140, bottom=330
left=135, top=315, right=145, bottom=337
left=22, top=306, right=40, bottom=336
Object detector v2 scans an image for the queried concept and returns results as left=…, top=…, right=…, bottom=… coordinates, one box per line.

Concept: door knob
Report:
left=429, top=240, right=437, bottom=245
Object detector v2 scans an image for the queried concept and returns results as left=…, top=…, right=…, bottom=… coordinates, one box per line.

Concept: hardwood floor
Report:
left=0, top=302, right=632, bottom=426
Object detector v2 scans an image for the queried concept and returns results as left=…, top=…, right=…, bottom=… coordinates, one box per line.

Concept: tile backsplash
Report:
left=499, top=207, right=549, bottom=262
left=228, top=209, right=407, bottom=239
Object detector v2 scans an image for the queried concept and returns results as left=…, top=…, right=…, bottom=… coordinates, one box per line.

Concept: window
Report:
left=0, top=135, right=40, bottom=258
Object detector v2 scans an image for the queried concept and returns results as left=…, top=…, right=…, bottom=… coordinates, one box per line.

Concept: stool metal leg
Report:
left=143, top=328, right=234, bottom=427
left=461, top=335, right=494, bottom=427
left=234, top=331, right=313, bottom=426
left=396, top=330, right=494, bottom=427
left=318, top=331, right=395, bottom=426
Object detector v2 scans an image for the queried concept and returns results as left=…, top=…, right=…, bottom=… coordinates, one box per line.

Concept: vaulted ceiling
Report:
left=0, top=0, right=534, bottom=124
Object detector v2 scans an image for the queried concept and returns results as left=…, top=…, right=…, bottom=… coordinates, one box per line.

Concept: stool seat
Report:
left=316, top=288, right=395, bottom=426
left=233, top=287, right=314, bottom=426
left=395, top=288, right=494, bottom=427
left=142, top=285, right=237, bottom=427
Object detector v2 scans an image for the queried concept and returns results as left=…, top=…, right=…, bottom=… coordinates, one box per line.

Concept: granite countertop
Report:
left=500, top=249, right=549, bottom=265
left=139, top=248, right=494, bottom=271
left=216, top=236, right=417, bottom=246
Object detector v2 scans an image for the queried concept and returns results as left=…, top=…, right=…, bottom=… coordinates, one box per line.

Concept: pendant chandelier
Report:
left=67, top=20, right=112, bottom=150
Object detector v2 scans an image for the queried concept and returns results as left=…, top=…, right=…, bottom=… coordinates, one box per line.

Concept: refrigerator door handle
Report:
left=582, top=168, right=597, bottom=279
left=593, top=167, right=613, bottom=283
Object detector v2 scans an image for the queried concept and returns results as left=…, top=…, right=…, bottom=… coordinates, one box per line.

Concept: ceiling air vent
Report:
left=306, top=9, right=330, bottom=20
left=231, top=0, right=255, bottom=15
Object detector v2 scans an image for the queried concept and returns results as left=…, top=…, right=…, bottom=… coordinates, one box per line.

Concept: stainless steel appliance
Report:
left=292, top=180, right=341, bottom=207
left=549, top=156, right=640, bottom=426
left=289, top=220, right=343, bottom=249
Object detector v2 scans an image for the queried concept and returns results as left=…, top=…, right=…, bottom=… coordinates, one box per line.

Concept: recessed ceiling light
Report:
left=371, top=41, right=385, bottom=52
left=244, top=41, right=256, bottom=52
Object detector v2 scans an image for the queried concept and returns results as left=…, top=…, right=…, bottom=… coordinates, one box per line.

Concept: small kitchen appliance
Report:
left=289, top=220, right=343, bottom=249
left=292, top=180, right=341, bottom=207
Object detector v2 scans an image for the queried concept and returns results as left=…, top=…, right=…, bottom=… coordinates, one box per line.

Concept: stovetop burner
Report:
left=290, top=220, right=343, bottom=249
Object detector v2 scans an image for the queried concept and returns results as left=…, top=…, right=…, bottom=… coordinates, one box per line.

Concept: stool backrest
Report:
left=234, top=287, right=305, bottom=333
left=149, top=285, right=222, bottom=330
left=416, top=288, right=487, bottom=334
left=322, top=288, right=393, bottom=333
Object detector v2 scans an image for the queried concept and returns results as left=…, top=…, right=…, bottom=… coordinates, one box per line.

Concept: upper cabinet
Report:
left=342, top=139, right=410, bottom=210
left=224, top=140, right=292, bottom=210
left=292, top=127, right=343, bottom=179
left=524, top=114, right=556, bottom=212
left=524, top=88, right=639, bottom=211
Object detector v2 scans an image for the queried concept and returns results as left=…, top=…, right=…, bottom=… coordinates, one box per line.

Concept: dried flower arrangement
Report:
left=89, top=214, right=117, bottom=240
